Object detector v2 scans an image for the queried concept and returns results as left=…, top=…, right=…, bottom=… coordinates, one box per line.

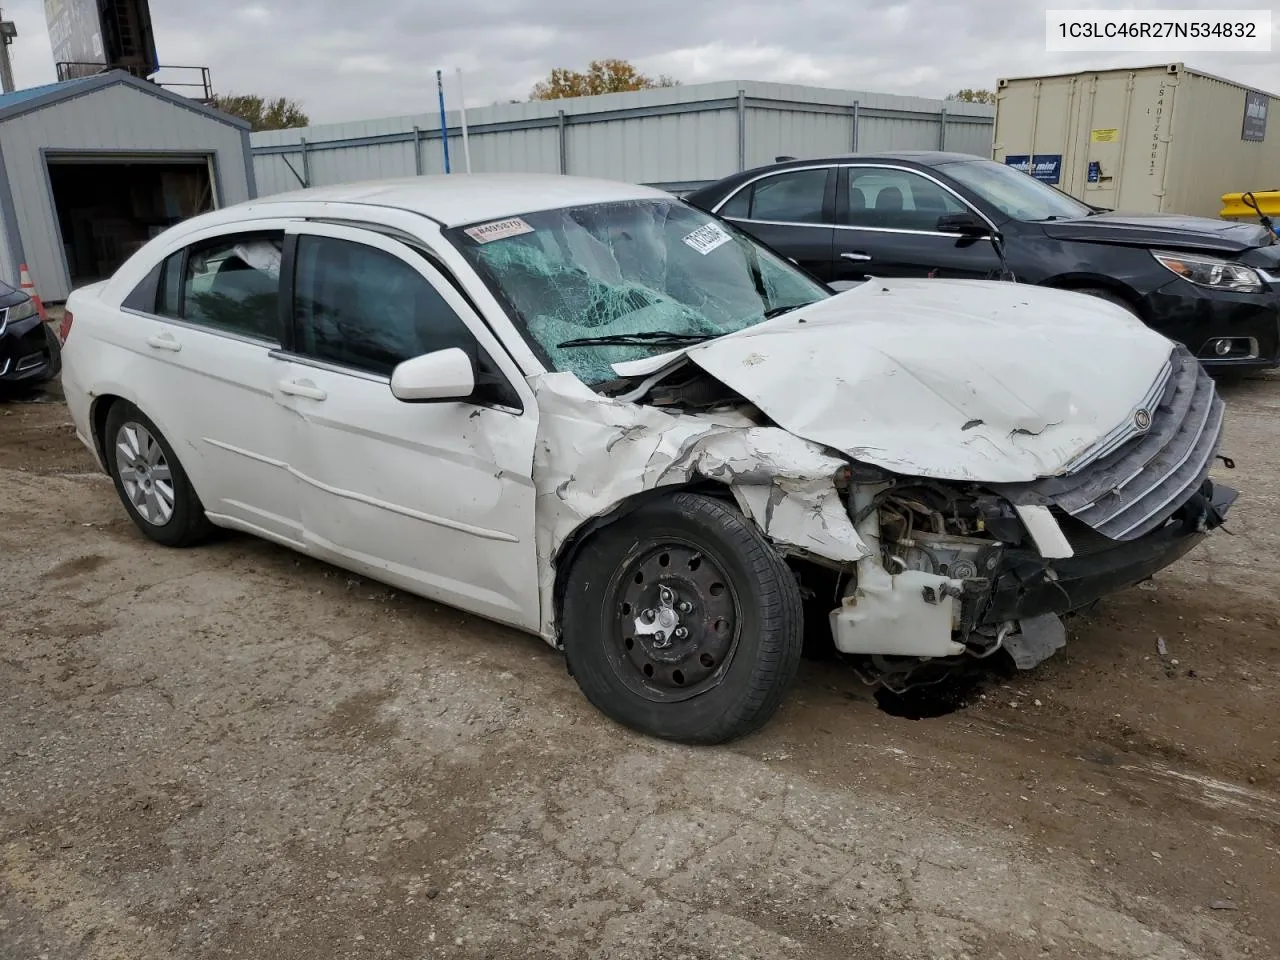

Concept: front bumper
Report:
left=980, top=478, right=1237, bottom=625
left=1140, top=277, right=1280, bottom=371
left=0, top=316, right=61, bottom=387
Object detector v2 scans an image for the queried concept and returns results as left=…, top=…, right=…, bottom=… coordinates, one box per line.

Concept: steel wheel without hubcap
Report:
left=114, top=421, right=175, bottom=526
left=562, top=492, right=803, bottom=744
left=606, top=539, right=742, bottom=702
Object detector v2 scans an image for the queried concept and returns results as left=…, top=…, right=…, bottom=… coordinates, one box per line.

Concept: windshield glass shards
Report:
left=447, top=199, right=829, bottom=384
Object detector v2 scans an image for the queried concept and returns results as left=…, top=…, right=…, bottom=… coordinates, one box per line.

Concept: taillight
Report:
left=57, top=310, right=73, bottom=344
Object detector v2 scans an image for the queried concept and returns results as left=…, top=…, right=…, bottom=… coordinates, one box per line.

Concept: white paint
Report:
left=1014, top=504, right=1076, bottom=559
left=389, top=347, right=476, bottom=401
left=60, top=180, right=1186, bottom=668
left=614, top=277, right=1170, bottom=483
left=530, top=373, right=867, bottom=639
left=247, top=173, right=670, bottom=228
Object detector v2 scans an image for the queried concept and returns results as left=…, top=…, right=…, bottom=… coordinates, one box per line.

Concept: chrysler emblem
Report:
left=1134, top=409, right=1152, bottom=431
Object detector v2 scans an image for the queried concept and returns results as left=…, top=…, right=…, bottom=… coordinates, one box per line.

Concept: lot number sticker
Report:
left=682, top=222, right=733, bottom=255
left=465, top=217, right=535, bottom=244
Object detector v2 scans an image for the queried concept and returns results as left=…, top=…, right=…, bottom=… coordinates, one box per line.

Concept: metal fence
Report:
left=250, top=79, right=995, bottom=197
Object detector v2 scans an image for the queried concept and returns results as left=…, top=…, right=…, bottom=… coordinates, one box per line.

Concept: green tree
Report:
left=946, top=88, right=996, bottom=105
left=530, top=59, right=679, bottom=100
left=212, top=93, right=310, bottom=131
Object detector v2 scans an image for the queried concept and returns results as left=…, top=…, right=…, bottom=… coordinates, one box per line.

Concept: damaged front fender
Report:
left=531, top=372, right=870, bottom=640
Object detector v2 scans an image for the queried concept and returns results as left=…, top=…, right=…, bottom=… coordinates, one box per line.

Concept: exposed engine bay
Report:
left=594, top=358, right=1236, bottom=694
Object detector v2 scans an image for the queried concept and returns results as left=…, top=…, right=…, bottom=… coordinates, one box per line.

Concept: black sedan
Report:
left=685, top=151, right=1280, bottom=372
left=0, top=278, right=61, bottom=393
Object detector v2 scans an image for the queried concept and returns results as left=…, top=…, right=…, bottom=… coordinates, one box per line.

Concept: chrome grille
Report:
left=1001, top=346, right=1224, bottom=542
left=1056, top=355, right=1173, bottom=475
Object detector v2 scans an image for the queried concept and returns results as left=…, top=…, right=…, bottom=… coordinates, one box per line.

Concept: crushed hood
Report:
left=612, top=277, right=1174, bottom=484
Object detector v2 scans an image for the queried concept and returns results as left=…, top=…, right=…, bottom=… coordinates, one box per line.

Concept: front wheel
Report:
left=1072, top=286, right=1140, bottom=317
left=561, top=492, right=804, bottom=744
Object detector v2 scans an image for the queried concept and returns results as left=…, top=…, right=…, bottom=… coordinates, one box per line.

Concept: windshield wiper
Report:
left=763, top=303, right=811, bottom=319
left=556, top=330, right=719, bottom=349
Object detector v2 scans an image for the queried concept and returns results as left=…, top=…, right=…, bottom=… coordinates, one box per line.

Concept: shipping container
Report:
left=992, top=63, right=1279, bottom=219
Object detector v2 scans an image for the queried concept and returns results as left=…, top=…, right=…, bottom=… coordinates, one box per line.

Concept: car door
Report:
left=274, top=221, right=541, bottom=631
left=118, top=224, right=304, bottom=546
left=714, top=167, right=837, bottom=280
left=831, top=165, right=1003, bottom=283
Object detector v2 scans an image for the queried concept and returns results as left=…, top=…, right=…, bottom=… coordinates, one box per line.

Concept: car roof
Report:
left=811, top=150, right=986, bottom=167
left=685, top=151, right=989, bottom=200
left=245, top=173, right=672, bottom=227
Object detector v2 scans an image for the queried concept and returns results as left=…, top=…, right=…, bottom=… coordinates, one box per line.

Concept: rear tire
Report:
left=561, top=492, right=804, bottom=744
left=104, top=401, right=215, bottom=548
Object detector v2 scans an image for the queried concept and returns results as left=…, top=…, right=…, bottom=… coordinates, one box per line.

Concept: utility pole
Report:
left=0, top=8, right=16, bottom=94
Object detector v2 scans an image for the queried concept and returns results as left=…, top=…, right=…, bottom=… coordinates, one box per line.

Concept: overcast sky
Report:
left=3, top=0, right=1277, bottom=125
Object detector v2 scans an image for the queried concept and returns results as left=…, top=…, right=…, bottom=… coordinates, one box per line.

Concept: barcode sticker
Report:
left=464, top=217, right=535, bottom=244
left=682, top=222, right=733, bottom=255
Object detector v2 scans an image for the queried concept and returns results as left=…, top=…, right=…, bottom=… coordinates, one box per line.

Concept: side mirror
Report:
left=937, top=212, right=992, bottom=237
left=390, top=347, right=475, bottom=402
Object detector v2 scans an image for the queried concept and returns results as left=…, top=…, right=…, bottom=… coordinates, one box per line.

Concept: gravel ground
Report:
left=2, top=369, right=1278, bottom=960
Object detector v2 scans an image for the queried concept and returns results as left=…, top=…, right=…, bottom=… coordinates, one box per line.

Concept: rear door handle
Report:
left=840, top=252, right=873, bottom=262
left=146, top=333, right=181, bottom=352
left=278, top=379, right=327, bottom=401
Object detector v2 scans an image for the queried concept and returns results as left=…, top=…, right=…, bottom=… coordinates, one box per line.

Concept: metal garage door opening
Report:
left=46, top=155, right=217, bottom=288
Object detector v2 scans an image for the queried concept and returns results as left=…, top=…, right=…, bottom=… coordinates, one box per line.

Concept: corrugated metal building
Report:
left=0, top=70, right=255, bottom=302
left=251, top=80, right=995, bottom=198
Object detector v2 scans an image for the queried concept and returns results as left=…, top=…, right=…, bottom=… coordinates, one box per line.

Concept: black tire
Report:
left=1072, top=286, right=1140, bottom=316
left=561, top=492, right=804, bottom=744
left=103, top=401, right=215, bottom=547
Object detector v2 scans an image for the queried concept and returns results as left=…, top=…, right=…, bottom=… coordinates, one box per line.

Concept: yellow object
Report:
left=1091, top=128, right=1119, bottom=143
left=1220, top=191, right=1280, bottom=220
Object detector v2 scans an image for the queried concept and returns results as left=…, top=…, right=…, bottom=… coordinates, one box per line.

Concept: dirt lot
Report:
left=2, top=371, right=1278, bottom=960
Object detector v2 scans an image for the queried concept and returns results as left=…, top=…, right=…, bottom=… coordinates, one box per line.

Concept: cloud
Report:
left=1, top=0, right=1275, bottom=124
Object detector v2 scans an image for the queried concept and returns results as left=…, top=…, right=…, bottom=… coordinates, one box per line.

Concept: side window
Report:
left=844, top=168, right=967, bottom=231
left=165, top=233, right=283, bottom=341
left=718, top=186, right=753, bottom=219
left=122, top=260, right=162, bottom=312
left=158, top=252, right=183, bottom=317
left=292, top=235, right=521, bottom=408
left=745, top=170, right=828, bottom=224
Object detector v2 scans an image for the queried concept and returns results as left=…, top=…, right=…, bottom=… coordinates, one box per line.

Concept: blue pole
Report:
left=436, top=69, right=451, bottom=174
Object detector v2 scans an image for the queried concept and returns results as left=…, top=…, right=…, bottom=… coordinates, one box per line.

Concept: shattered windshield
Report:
left=446, top=199, right=829, bottom=384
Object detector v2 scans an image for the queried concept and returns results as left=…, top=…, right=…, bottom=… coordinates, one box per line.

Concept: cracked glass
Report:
left=448, top=199, right=829, bottom=385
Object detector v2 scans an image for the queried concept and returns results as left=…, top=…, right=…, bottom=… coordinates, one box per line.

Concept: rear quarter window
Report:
left=122, top=261, right=163, bottom=313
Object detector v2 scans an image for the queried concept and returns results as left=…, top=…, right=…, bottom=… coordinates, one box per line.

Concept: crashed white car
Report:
left=60, top=174, right=1236, bottom=743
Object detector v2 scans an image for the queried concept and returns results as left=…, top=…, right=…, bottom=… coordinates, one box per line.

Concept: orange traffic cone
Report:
left=17, top=263, right=48, bottom=323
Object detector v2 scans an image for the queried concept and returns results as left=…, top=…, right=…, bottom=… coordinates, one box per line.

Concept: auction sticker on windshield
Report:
left=464, top=217, right=536, bottom=244
left=683, top=222, right=732, bottom=255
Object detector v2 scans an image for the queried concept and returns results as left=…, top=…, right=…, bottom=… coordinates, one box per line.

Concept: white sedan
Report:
left=61, top=174, right=1237, bottom=743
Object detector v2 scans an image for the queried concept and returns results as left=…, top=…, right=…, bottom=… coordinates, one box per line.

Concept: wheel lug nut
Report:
left=677, top=601, right=693, bottom=613
left=674, top=627, right=688, bottom=640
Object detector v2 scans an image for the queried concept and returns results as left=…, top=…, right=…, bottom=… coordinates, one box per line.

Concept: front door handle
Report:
left=278, top=379, right=327, bottom=401
left=840, top=251, right=873, bottom=262
left=146, top=333, right=181, bottom=352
